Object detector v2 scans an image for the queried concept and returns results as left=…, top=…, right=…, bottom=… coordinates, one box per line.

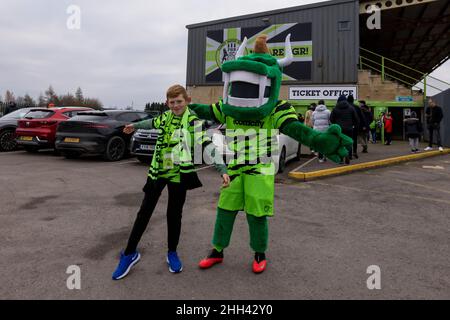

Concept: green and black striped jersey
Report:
left=210, top=100, right=299, bottom=177
left=146, top=111, right=207, bottom=183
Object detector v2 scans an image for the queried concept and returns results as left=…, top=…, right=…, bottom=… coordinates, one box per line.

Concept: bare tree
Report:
left=59, top=93, right=77, bottom=106
left=38, top=93, right=47, bottom=108
left=75, top=87, right=84, bottom=104
left=23, top=94, right=36, bottom=107
left=84, top=98, right=103, bottom=110
left=45, top=85, right=59, bottom=105
left=4, top=90, right=15, bottom=103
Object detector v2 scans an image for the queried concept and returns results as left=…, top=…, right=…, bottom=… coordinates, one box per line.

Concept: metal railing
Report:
left=359, top=47, right=450, bottom=101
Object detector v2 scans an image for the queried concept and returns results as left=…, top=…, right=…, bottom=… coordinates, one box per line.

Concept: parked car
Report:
left=15, top=107, right=93, bottom=153
left=274, top=132, right=302, bottom=173
left=130, top=128, right=159, bottom=164
left=55, top=110, right=151, bottom=161
left=0, top=107, right=36, bottom=152
left=130, top=121, right=301, bottom=173
left=210, top=124, right=301, bottom=173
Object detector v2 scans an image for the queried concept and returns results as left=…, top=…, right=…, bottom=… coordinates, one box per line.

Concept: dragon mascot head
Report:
left=220, top=34, right=293, bottom=121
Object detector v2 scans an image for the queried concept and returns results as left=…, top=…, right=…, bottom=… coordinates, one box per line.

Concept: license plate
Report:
left=140, top=144, right=154, bottom=151
left=20, top=136, right=33, bottom=141
left=64, top=137, right=80, bottom=143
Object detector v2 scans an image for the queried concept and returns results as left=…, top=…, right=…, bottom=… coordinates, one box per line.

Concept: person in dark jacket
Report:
left=424, top=99, right=444, bottom=152
left=330, top=95, right=358, bottom=164
left=359, top=101, right=373, bottom=153
left=404, top=111, right=423, bottom=153
left=347, top=95, right=365, bottom=158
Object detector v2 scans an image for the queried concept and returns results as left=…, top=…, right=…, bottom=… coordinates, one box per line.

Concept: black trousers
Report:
left=342, top=129, right=354, bottom=159
left=385, top=132, right=392, bottom=145
left=124, top=178, right=187, bottom=255
left=428, top=126, right=442, bottom=147
left=352, top=129, right=358, bottom=155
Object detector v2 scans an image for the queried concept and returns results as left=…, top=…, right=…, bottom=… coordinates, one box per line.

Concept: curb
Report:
left=288, top=149, right=450, bottom=181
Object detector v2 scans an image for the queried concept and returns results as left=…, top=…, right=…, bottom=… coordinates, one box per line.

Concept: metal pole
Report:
left=423, top=75, right=427, bottom=104
left=381, top=56, right=385, bottom=82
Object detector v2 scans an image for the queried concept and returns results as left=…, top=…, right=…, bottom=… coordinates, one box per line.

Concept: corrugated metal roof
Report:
left=186, top=0, right=357, bottom=29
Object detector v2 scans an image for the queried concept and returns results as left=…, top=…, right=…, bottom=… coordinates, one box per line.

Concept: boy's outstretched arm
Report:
left=123, top=119, right=154, bottom=134
left=280, top=121, right=353, bottom=163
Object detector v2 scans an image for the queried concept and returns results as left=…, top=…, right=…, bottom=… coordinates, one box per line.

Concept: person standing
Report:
left=369, top=117, right=377, bottom=144
left=359, top=101, right=373, bottom=153
left=330, top=95, right=358, bottom=164
left=112, top=85, right=229, bottom=280
left=424, top=99, right=444, bottom=152
left=347, top=95, right=365, bottom=159
left=304, top=103, right=317, bottom=153
left=304, top=103, right=316, bottom=128
left=312, top=100, right=331, bottom=162
left=383, top=112, right=393, bottom=145
left=404, top=111, right=423, bottom=153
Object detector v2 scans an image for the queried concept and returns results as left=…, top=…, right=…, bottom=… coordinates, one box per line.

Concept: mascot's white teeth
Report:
left=227, top=97, right=269, bottom=108
left=223, top=71, right=270, bottom=107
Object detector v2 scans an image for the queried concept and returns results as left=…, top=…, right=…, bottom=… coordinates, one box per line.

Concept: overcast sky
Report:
left=0, top=0, right=448, bottom=109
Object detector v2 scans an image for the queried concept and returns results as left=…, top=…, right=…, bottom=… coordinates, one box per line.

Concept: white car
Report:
left=208, top=124, right=301, bottom=174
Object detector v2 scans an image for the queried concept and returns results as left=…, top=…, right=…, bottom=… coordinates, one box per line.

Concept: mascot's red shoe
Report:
left=252, top=253, right=267, bottom=273
left=199, top=249, right=224, bottom=269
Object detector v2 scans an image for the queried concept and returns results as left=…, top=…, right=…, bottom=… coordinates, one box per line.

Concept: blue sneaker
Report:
left=167, top=251, right=183, bottom=273
left=112, top=251, right=141, bottom=280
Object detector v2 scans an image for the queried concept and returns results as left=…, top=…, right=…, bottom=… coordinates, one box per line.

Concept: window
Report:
left=116, top=112, right=140, bottom=123
left=65, top=110, right=89, bottom=118
left=338, top=21, right=351, bottom=31
left=137, top=112, right=153, bottom=121
left=24, top=110, right=55, bottom=119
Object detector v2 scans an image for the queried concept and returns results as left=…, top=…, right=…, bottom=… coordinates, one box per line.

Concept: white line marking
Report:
left=395, top=179, right=450, bottom=195
left=291, top=157, right=317, bottom=172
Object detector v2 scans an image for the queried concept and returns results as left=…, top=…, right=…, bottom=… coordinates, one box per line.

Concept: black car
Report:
left=130, top=128, right=159, bottom=164
left=0, top=107, right=36, bottom=152
left=55, top=110, right=151, bottom=161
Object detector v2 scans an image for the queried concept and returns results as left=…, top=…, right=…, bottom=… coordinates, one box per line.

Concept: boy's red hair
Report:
left=166, top=85, right=189, bottom=100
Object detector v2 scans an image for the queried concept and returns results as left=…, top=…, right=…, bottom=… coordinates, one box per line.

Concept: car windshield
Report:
left=24, top=110, right=55, bottom=119
left=0, top=108, right=31, bottom=120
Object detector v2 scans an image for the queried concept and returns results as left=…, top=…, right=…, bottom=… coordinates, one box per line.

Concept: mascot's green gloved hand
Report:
left=312, top=124, right=353, bottom=163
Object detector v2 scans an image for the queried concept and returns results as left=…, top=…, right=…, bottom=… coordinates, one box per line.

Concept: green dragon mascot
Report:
left=191, top=34, right=352, bottom=273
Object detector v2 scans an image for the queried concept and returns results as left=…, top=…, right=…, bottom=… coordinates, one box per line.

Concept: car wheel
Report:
left=137, top=155, right=152, bottom=164
left=294, top=144, right=302, bottom=161
left=103, top=136, right=126, bottom=161
left=278, top=147, right=286, bottom=173
left=0, top=129, right=17, bottom=152
left=24, top=146, right=39, bottom=153
left=63, top=151, right=81, bottom=159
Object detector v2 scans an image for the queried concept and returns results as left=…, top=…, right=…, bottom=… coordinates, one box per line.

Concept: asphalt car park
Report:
left=0, top=149, right=449, bottom=299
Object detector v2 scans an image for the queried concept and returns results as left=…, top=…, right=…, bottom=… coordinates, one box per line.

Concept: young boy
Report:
left=112, top=85, right=229, bottom=280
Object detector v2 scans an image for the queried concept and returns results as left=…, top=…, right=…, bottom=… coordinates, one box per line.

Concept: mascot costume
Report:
left=190, top=34, right=352, bottom=273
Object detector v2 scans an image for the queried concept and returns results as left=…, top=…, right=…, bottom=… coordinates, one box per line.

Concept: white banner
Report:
left=289, top=86, right=358, bottom=100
